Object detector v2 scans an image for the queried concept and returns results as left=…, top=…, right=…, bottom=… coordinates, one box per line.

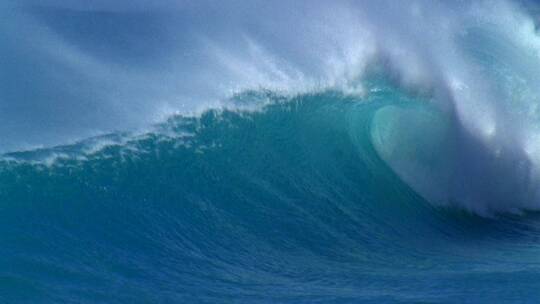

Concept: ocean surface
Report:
left=3, top=0, right=540, bottom=303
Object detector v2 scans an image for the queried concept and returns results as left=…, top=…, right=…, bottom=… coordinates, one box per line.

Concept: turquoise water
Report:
left=2, top=84, right=540, bottom=303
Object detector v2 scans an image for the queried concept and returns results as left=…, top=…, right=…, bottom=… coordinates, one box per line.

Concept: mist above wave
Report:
left=0, top=0, right=532, bottom=150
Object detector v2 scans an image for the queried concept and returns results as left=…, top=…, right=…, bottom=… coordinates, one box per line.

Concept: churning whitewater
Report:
left=2, top=0, right=540, bottom=303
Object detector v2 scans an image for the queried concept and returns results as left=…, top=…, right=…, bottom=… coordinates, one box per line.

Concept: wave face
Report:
left=4, top=0, right=540, bottom=303
left=2, top=85, right=540, bottom=303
